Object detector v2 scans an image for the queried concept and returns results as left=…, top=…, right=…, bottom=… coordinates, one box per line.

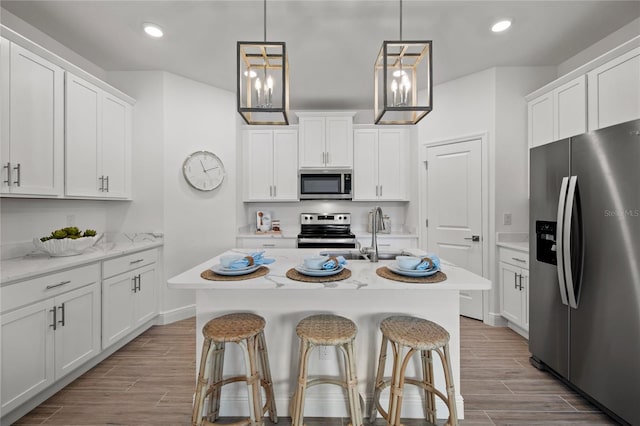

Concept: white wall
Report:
left=494, top=67, right=557, bottom=233
left=162, top=72, right=237, bottom=315
left=558, top=17, right=640, bottom=76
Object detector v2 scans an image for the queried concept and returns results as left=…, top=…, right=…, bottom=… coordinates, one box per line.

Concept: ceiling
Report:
left=2, top=1, right=639, bottom=110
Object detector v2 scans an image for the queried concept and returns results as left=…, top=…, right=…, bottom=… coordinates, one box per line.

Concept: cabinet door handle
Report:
left=375, top=185, right=379, bottom=196
left=129, top=259, right=144, bottom=265
left=514, top=273, right=518, bottom=289
left=132, top=276, right=137, bottom=293
left=512, top=257, right=526, bottom=263
left=99, top=176, right=104, bottom=192
left=519, top=274, right=523, bottom=291
left=13, top=163, right=20, bottom=186
left=105, top=175, right=109, bottom=192
left=262, top=243, right=276, bottom=248
left=3, top=162, right=10, bottom=186
left=58, top=303, right=65, bottom=327
left=50, top=307, right=57, bottom=330
left=135, top=274, right=141, bottom=292
left=46, top=280, right=71, bottom=290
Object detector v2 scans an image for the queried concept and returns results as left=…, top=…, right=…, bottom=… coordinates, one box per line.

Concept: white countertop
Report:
left=496, top=241, right=529, bottom=252
left=168, top=248, right=491, bottom=291
left=1, top=240, right=163, bottom=285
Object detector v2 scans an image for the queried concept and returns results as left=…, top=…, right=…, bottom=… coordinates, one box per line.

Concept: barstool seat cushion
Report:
left=203, top=312, right=265, bottom=343
left=296, top=314, right=357, bottom=345
left=380, top=315, right=450, bottom=350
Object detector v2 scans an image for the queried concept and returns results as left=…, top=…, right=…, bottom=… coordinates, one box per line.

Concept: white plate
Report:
left=388, top=263, right=439, bottom=277
left=210, top=263, right=262, bottom=276
left=294, top=264, right=344, bottom=277
left=220, top=263, right=254, bottom=271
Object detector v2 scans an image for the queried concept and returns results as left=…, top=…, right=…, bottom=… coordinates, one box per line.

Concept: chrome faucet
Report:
left=369, top=206, right=385, bottom=262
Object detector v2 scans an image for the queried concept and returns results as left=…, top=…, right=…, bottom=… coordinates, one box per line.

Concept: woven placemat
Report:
left=286, top=268, right=352, bottom=283
left=201, top=266, right=269, bottom=281
left=376, top=267, right=447, bottom=284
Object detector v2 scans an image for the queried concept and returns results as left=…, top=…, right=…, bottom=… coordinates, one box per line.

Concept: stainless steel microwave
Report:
left=299, top=169, right=352, bottom=200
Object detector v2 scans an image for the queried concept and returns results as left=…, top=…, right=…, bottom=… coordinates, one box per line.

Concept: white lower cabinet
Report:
left=102, top=250, right=158, bottom=349
left=499, top=247, right=529, bottom=335
left=1, top=265, right=100, bottom=414
left=356, top=237, right=419, bottom=251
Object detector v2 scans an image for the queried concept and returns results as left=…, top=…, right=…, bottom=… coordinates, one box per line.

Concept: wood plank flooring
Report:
left=15, top=316, right=618, bottom=425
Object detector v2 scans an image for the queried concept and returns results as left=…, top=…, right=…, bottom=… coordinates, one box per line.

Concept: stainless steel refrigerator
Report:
left=529, top=119, right=640, bottom=426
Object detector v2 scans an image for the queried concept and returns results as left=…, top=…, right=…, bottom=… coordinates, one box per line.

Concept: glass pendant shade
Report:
left=374, top=40, right=432, bottom=125
left=237, top=42, right=289, bottom=125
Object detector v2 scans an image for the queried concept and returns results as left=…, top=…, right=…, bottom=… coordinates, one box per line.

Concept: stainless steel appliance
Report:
left=297, top=213, right=357, bottom=249
left=299, top=170, right=352, bottom=200
left=529, top=119, right=640, bottom=425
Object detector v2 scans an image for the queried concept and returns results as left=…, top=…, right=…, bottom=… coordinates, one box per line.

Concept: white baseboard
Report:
left=156, top=304, right=196, bottom=325
left=484, top=311, right=508, bottom=327
left=507, top=321, right=529, bottom=340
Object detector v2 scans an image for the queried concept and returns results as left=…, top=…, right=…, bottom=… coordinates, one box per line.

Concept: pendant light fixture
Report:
left=374, top=0, right=432, bottom=125
left=237, top=0, right=289, bottom=125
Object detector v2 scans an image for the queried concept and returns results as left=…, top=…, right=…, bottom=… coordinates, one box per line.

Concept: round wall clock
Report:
left=182, top=151, right=226, bottom=191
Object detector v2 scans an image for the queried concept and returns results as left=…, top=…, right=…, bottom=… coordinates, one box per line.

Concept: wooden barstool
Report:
left=370, top=315, right=458, bottom=426
left=192, top=312, right=277, bottom=426
left=291, top=314, right=363, bottom=426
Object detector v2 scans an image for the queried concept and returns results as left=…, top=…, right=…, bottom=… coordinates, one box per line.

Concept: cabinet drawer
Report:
left=499, top=247, right=529, bottom=269
left=237, top=238, right=296, bottom=249
left=103, top=249, right=158, bottom=279
left=1, top=263, right=100, bottom=313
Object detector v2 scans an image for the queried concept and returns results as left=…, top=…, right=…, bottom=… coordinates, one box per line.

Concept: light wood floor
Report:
left=15, top=316, right=617, bottom=425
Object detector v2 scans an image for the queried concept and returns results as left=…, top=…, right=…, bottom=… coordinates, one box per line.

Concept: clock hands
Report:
left=204, top=166, right=220, bottom=172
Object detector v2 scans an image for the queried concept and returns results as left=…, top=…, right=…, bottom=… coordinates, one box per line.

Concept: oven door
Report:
left=297, top=237, right=357, bottom=249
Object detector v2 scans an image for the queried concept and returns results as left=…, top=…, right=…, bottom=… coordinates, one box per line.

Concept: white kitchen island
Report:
left=168, top=248, right=491, bottom=421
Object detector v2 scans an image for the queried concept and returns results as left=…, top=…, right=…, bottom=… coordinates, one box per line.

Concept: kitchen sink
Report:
left=319, top=250, right=414, bottom=261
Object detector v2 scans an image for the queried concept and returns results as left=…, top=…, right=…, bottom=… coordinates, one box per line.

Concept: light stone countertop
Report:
left=496, top=241, right=530, bottom=252
left=168, top=248, right=491, bottom=291
left=1, top=240, right=163, bottom=285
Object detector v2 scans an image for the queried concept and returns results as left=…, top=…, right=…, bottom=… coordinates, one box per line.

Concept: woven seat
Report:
left=204, top=312, right=266, bottom=343
left=371, top=315, right=458, bottom=426
left=296, top=314, right=358, bottom=345
left=380, top=315, right=450, bottom=350
left=291, top=314, right=363, bottom=426
left=192, top=313, right=277, bottom=426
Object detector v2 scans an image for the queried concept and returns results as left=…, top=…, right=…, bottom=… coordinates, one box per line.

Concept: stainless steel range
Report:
left=297, top=213, right=357, bottom=249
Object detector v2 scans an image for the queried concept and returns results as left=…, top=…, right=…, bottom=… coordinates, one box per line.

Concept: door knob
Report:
left=464, top=235, right=480, bottom=242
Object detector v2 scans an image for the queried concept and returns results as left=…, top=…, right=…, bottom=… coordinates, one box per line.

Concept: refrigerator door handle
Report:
left=556, top=176, right=570, bottom=306
left=564, top=175, right=579, bottom=309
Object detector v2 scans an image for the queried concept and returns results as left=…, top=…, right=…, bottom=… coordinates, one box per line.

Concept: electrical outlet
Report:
left=66, top=214, right=76, bottom=226
left=318, top=346, right=329, bottom=361
left=503, top=213, right=512, bottom=226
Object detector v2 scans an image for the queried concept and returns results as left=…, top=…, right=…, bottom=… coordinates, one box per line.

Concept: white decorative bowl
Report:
left=33, top=234, right=102, bottom=257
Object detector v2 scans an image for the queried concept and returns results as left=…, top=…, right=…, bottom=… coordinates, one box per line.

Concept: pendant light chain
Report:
left=399, top=0, right=403, bottom=41
left=263, top=0, right=267, bottom=42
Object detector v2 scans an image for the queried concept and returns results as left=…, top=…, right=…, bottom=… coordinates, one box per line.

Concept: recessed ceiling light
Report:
left=491, top=20, right=512, bottom=33
left=143, top=23, right=163, bottom=38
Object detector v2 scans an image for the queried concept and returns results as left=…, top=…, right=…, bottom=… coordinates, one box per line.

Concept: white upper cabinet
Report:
left=587, top=46, right=640, bottom=131
left=528, top=75, right=586, bottom=148
left=243, top=128, right=298, bottom=201
left=298, top=112, right=354, bottom=168
left=353, top=128, right=409, bottom=201
left=1, top=38, right=64, bottom=196
left=65, top=72, right=132, bottom=198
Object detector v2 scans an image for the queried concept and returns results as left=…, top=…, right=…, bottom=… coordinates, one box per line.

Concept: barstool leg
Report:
left=192, top=337, right=213, bottom=426
left=437, top=343, right=459, bottom=426
left=388, top=346, right=416, bottom=426
left=421, top=349, right=436, bottom=424
left=208, top=342, right=225, bottom=422
left=341, top=340, right=363, bottom=426
left=369, top=335, right=388, bottom=423
left=291, top=339, right=312, bottom=426
left=239, top=336, right=264, bottom=426
left=257, top=330, right=278, bottom=422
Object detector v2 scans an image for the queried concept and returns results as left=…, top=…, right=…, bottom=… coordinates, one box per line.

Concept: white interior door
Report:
left=426, top=139, right=484, bottom=319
